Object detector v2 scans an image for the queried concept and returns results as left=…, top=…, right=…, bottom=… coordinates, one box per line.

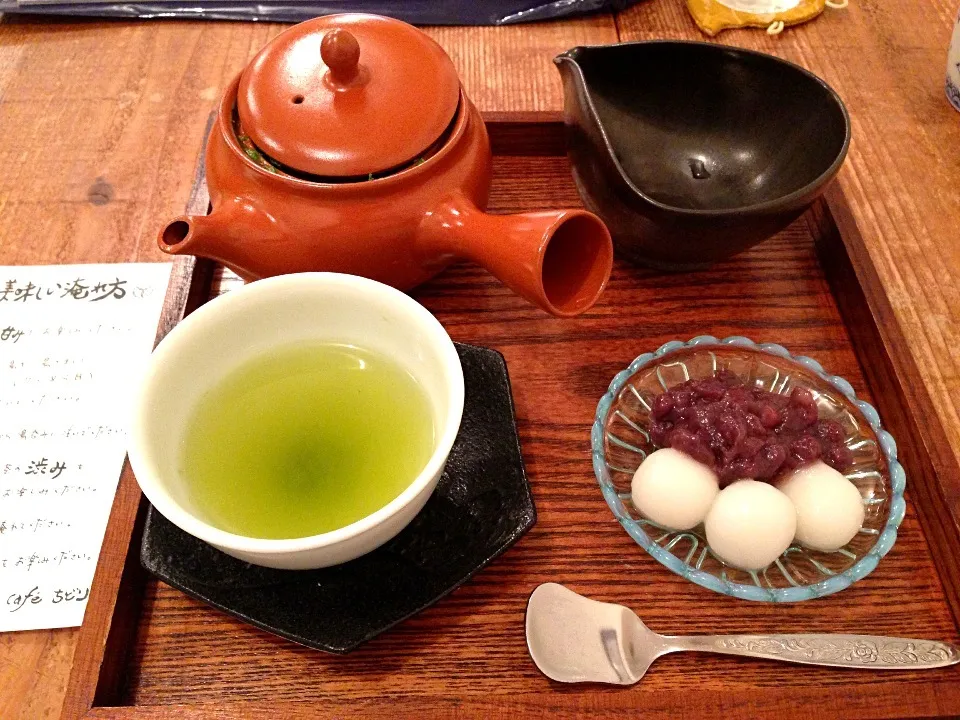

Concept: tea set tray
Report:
left=63, top=116, right=960, bottom=719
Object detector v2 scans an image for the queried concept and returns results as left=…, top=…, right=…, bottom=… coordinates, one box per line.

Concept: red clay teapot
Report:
left=158, top=13, right=613, bottom=316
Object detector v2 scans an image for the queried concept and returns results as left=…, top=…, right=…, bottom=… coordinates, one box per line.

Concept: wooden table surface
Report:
left=0, top=2, right=958, bottom=717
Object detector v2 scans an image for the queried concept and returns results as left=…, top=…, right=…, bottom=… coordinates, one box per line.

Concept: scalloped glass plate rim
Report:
left=591, top=335, right=906, bottom=602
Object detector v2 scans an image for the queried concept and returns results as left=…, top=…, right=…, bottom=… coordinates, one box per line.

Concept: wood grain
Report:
left=70, top=680, right=960, bottom=720
left=813, top=187, right=960, bottom=630
left=69, top=130, right=960, bottom=718
left=0, top=15, right=616, bottom=719
left=615, top=0, right=960, bottom=533
left=423, top=17, right=617, bottom=111
left=1, top=2, right=959, bottom=717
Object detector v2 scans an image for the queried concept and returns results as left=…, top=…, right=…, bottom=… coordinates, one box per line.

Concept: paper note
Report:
left=0, top=263, right=172, bottom=632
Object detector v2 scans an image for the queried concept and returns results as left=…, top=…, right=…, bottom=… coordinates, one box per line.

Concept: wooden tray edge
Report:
left=77, top=683, right=960, bottom=720
left=61, top=136, right=216, bottom=719
left=814, top=185, right=960, bottom=623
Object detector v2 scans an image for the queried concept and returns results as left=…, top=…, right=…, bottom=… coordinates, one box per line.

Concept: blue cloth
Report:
left=0, top=0, right=639, bottom=24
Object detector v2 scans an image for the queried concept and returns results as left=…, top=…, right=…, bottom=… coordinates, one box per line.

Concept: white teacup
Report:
left=128, top=273, right=464, bottom=570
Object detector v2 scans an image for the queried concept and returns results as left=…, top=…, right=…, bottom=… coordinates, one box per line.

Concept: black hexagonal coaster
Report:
left=140, top=342, right=534, bottom=653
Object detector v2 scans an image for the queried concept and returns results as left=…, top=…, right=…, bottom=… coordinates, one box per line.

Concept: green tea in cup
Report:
left=131, top=272, right=464, bottom=569
left=180, top=342, right=435, bottom=540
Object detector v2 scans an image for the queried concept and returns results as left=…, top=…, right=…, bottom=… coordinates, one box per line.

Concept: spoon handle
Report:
left=667, top=634, right=960, bottom=669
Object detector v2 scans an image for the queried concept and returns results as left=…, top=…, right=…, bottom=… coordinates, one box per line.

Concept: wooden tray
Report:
left=62, top=115, right=960, bottom=719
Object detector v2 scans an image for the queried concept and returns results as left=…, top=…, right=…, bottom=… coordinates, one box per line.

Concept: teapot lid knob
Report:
left=321, top=29, right=361, bottom=84
left=237, top=14, right=460, bottom=177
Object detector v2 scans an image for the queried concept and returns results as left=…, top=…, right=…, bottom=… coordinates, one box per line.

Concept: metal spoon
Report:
left=525, top=583, right=960, bottom=685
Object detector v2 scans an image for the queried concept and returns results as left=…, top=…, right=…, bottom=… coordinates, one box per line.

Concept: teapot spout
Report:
left=158, top=198, right=280, bottom=281
left=418, top=193, right=612, bottom=317
left=158, top=216, right=202, bottom=256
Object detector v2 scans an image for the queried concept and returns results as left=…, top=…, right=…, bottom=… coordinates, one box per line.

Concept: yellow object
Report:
left=686, top=0, right=828, bottom=36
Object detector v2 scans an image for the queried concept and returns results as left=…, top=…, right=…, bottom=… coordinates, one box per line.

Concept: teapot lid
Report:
left=237, top=14, right=461, bottom=177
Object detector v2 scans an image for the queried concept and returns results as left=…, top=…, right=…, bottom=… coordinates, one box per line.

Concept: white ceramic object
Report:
left=128, top=272, right=464, bottom=570
left=948, top=8, right=960, bottom=112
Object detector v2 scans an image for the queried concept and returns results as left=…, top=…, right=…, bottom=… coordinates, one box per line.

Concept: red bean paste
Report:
left=649, top=370, right=853, bottom=486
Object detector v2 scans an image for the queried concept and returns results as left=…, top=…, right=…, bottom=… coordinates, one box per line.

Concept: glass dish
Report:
left=591, top=335, right=905, bottom=602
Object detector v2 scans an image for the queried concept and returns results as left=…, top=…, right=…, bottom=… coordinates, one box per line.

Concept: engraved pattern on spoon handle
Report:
left=667, top=634, right=960, bottom=669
